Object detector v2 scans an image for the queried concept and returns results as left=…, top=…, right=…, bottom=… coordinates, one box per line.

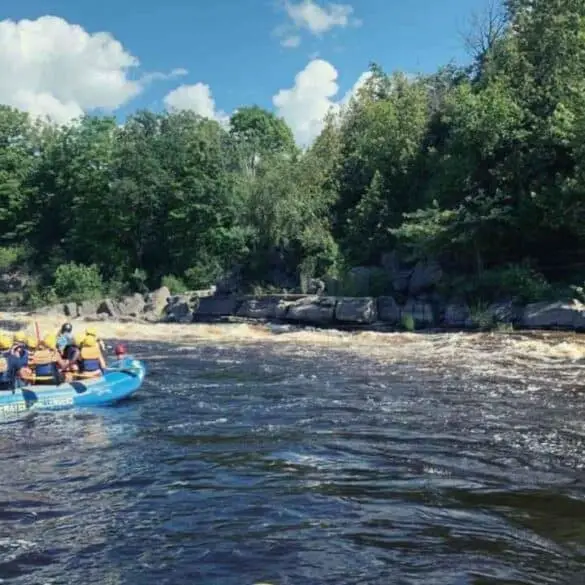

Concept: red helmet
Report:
left=114, top=343, right=127, bottom=355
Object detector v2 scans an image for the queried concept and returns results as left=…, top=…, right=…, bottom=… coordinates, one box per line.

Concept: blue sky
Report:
left=0, top=0, right=500, bottom=143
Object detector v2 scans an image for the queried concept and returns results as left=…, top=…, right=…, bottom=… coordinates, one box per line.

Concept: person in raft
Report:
left=114, top=343, right=127, bottom=360
left=85, top=326, right=107, bottom=354
left=9, top=331, right=27, bottom=365
left=19, top=334, right=68, bottom=385
left=75, top=334, right=107, bottom=379
left=56, top=322, right=74, bottom=354
left=60, top=333, right=85, bottom=382
left=0, top=334, right=16, bottom=390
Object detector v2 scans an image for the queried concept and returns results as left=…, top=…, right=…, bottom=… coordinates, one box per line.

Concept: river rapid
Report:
left=2, top=316, right=585, bottom=584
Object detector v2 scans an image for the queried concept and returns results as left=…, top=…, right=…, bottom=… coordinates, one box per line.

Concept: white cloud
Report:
left=163, top=82, right=229, bottom=126
left=272, top=58, right=370, bottom=146
left=281, top=35, right=301, bottom=48
left=276, top=0, right=360, bottom=47
left=0, top=15, right=184, bottom=125
left=285, top=0, right=354, bottom=34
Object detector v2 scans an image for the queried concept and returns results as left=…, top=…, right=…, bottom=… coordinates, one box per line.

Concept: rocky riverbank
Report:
left=17, top=285, right=585, bottom=333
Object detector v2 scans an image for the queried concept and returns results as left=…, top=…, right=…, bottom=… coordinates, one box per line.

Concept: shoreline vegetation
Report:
left=2, top=2, right=585, bottom=333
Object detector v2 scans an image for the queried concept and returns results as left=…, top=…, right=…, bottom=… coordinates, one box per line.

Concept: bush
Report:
left=161, top=274, right=187, bottom=294
left=52, top=262, right=104, bottom=303
left=184, top=261, right=222, bottom=290
left=444, top=262, right=553, bottom=304
left=0, top=245, right=28, bottom=272
left=22, top=284, right=59, bottom=309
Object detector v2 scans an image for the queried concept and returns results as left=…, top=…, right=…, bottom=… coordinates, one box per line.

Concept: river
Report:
left=1, top=319, right=585, bottom=584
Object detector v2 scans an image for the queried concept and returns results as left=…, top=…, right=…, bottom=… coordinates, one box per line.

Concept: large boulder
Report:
left=194, top=296, right=240, bottom=317
left=116, top=293, right=146, bottom=317
left=335, top=297, right=377, bottom=324
left=285, top=296, right=336, bottom=324
left=377, top=296, right=401, bottom=324
left=77, top=299, right=100, bottom=317
left=144, top=286, right=170, bottom=316
left=164, top=294, right=194, bottom=323
left=408, top=260, right=443, bottom=295
left=443, top=304, right=472, bottom=328
left=236, top=297, right=288, bottom=320
left=487, top=300, right=520, bottom=325
left=96, top=299, right=118, bottom=318
left=521, top=300, right=585, bottom=330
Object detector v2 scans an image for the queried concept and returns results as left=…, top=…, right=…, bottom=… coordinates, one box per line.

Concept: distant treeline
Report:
left=1, top=0, right=584, bottom=307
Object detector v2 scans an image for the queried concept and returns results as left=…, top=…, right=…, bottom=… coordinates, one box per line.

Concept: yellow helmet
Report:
left=83, top=335, right=97, bottom=347
left=43, top=334, right=57, bottom=350
left=13, top=331, right=26, bottom=343
left=0, top=335, right=11, bottom=350
left=26, top=337, right=37, bottom=349
left=85, top=327, right=97, bottom=337
left=74, top=333, right=85, bottom=346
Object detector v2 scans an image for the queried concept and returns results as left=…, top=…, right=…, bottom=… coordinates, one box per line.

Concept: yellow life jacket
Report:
left=80, top=345, right=102, bottom=372
left=32, top=348, right=58, bottom=382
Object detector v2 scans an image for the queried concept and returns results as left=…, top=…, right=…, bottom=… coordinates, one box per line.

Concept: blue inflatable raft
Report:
left=0, top=356, right=146, bottom=417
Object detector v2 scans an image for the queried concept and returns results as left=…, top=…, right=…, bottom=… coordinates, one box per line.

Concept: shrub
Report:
left=22, top=284, right=59, bottom=309
left=0, top=245, right=27, bottom=272
left=52, top=262, right=104, bottom=303
left=161, top=274, right=188, bottom=294
left=184, top=261, right=222, bottom=290
left=444, top=262, right=553, bottom=304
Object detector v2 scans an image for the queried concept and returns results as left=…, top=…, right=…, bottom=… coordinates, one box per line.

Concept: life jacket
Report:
left=32, top=348, right=58, bottom=382
left=0, top=351, right=13, bottom=386
left=80, top=346, right=102, bottom=373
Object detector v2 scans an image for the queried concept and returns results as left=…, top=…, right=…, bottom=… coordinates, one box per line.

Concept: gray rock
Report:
left=96, top=299, right=118, bottom=317
left=77, top=300, right=100, bottom=317
left=116, top=293, right=146, bottom=317
left=237, top=297, right=286, bottom=320
left=402, top=298, right=435, bottom=327
left=195, top=296, right=240, bottom=317
left=144, top=286, right=170, bottom=315
left=487, top=300, right=519, bottom=324
left=521, top=300, right=585, bottom=330
left=306, top=278, right=325, bottom=295
left=285, top=296, right=336, bottom=324
left=64, top=302, right=78, bottom=317
left=335, top=297, right=377, bottom=324
left=444, top=304, right=472, bottom=328
left=408, top=260, right=443, bottom=295
left=164, top=300, right=192, bottom=323
left=377, top=296, right=401, bottom=323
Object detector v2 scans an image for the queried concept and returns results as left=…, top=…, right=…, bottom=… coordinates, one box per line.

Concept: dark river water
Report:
left=2, top=327, right=585, bottom=584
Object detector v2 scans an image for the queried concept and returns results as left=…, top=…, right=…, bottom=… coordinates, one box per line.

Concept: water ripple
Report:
left=2, top=336, right=585, bottom=584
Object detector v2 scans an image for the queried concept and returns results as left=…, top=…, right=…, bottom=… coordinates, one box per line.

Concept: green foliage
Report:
left=400, top=313, right=415, bottom=332
left=0, top=245, right=27, bottom=272
left=52, top=262, right=104, bottom=303
left=445, top=263, right=552, bottom=304
left=1, top=1, right=585, bottom=306
left=161, top=275, right=188, bottom=294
